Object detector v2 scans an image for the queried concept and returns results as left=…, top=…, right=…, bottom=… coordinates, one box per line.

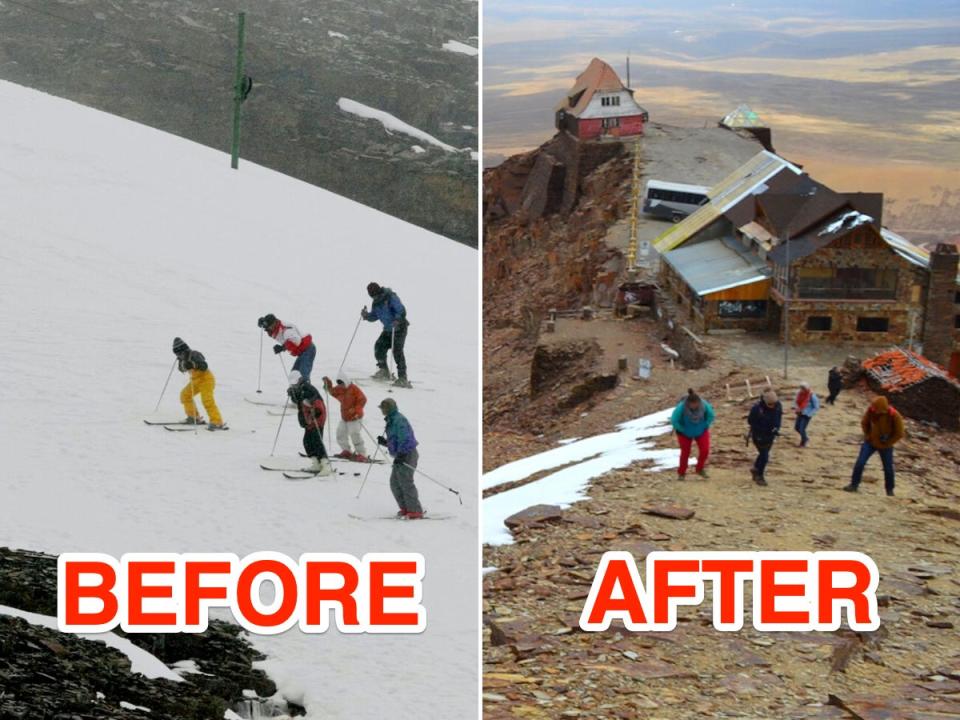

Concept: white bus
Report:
left=643, top=180, right=710, bottom=222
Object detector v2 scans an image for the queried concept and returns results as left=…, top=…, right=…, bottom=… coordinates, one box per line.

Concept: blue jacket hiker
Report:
left=747, top=389, right=783, bottom=486
left=362, top=282, right=411, bottom=386
left=376, top=398, right=423, bottom=519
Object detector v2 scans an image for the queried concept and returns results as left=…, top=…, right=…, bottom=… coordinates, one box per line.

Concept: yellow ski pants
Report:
left=180, top=370, right=223, bottom=425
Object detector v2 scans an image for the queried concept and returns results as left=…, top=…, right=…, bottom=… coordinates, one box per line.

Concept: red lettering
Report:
left=369, top=561, right=419, bottom=626
left=236, top=560, right=298, bottom=627
left=585, top=558, right=647, bottom=626
left=702, top=558, right=754, bottom=626
left=652, top=558, right=700, bottom=624
left=184, top=561, right=231, bottom=626
left=304, top=561, right=360, bottom=626
left=127, top=561, right=177, bottom=627
left=63, top=560, right=118, bottom=628
left=818, top=558, right=873, bottom=627
left=759, top=558, right=809, bottom=626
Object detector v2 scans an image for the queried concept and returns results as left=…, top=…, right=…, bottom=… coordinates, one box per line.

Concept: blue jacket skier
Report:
left=362, top=282, right=410, bottom=387
left=376, top=398, right=423, bottom=519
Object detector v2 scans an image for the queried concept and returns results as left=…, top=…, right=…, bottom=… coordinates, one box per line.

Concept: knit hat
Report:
left=172, top=337, right=189, bottom=354
left=367, top=282, right=382, bottom=298
left=258, top=313, right=277, bottom=330
left=378, top=398, right=397, bottom=414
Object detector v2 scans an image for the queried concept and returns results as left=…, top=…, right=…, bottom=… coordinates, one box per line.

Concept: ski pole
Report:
left=154, top=358, right=177, bottom=413
left=189, top=372, right=198, bottom=436
left=401, top=463, right=462, bottom=505
left=355, top=442, right=382, bottom=500
left=270, top=391, right=289, bottom=456
left=388, top=325, right=396, bottom=379
left=257, top=330, right=263, bottom=393
left=337, top=316, right=363, bottom=376
left=279, top=354, right=289, bottom=384
left=324, top=386, right=333, bottom=454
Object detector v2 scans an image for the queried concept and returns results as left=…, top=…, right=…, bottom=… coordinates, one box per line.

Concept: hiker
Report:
left=670, top=388, right=715, bottom=479
left=843, top=396, right=904, bottom=497
left=173, top=337, right=226, bottom=430
left=826, top=367, right=843, bottom=405
left=376, top=398, right=423, bottom=519
left=322, top=373, right=368, bottom=461
left=747, top=389, right=782, bottom=486
left=258, top=314, right=316, bottom=384
left=361, top=282, right=411, bottom=387
left=792, top=381, right=820, bottom=447
left=288, top=379, right=332, bottom=475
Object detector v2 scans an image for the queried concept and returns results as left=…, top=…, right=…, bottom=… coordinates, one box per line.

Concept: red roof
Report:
left=556, top=58, right=629, bottom=117
left=863, top=347, right=959, bottom=392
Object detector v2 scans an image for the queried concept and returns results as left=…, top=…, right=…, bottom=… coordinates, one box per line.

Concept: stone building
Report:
left=654, top=152, right=960, bottom=368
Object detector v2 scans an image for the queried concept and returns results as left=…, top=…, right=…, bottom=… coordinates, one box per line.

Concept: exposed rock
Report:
left=504, top=505, right=564, bottom=530
left=641, top=505, right=696, bottom=520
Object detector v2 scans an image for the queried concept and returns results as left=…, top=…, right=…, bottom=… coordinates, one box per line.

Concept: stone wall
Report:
left=921, top=243, right=960, bottom=367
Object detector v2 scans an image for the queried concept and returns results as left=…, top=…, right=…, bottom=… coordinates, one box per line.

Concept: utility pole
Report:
left=783, top=230, right=791, bottom=380
left=231, top=12, right=249, bottom=169
left=626, top=135, right=643, bottom=278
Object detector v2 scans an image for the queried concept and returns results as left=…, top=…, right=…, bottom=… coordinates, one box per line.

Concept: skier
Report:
left=826, top=367, right=843, bottom=405
left=375, top=398, right=423, bottom=519
left=258, top=314, right=316, bottom=384
left=670, top=389, right=715, bottom=479
left=792, top=381, right=820, bottom=447
left=361, top=282, right=411, bottom=388
left=843, top=396, right=904, bottom=497
left=322, top=373, right=368, bottom=461
left=747, top=389, right=782, bottom=486
left=288, top=379, right=333, bottom=475
left=173, top=337, right=226, bottom=430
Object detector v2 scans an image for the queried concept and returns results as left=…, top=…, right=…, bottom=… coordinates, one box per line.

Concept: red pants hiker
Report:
left=677, top=430, right=710, bottom=476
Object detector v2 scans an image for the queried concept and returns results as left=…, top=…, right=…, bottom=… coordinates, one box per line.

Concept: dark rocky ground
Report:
left=0, top=0, right=477, bottom=246
left=0, top=547, right=294, bottom=719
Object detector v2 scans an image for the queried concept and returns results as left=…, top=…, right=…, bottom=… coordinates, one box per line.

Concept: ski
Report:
left=348, top=513, right=451, bottom=522
left=244, top=396, right=293, bottom=409
left=283, top=471, right=325, bottom=480
left=299, top=451, right=385, bottom=465
left=144, top=419, right=205, bottom=426
left=165, top=424, right=229, bottom=432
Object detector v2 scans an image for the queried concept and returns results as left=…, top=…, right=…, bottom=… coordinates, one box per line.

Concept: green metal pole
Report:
left=230, top=12, right=246, bottom=169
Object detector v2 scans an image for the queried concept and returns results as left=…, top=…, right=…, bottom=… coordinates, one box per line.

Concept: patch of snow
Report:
left=96, top=692, right=106, bottom=700
left=557, top=437, right=581, bottom=445
left=0, top=605, right=183, bottom=682
left=470, top=151, right=479, bottom=161
left=482, top=410, right=678, bottom=546
left=119, top=701, right=151, bottom=712
left=482, top=566, right=498, bottom=575
left=411, top=145, right=426, bottom=154
left=462, top=125, right=474, bottom=130
left=328, top=30, right=348, bottom=39
left=442, top=40, right=479, bottom=57
left=301, top=17, right=313, bottom=24
left=819, top=210, right=873, bottom=236
left=224, top=712, right=244, bottom=720
left=338, top=97, right=457, bottom=153
left=242, top=689, right=258, bottom=699
left=172, top=659, right=210, bottom=676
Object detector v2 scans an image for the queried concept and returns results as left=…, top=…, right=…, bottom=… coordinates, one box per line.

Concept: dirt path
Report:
left=483, top=372, right=960, bottom=718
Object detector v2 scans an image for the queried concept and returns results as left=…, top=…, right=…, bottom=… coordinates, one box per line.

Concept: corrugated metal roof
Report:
left=653, top=151, right=802, bottom=253
left=863, top=347, right=960, bottom=392
left=721, top=104, right=768, bottom=128
left=662, top=237, right=771, bottom=296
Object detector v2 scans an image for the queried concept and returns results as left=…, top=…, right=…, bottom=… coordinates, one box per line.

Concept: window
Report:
left=806, top=316, right=832, bottom=331
left=856, top=317, right=889, bottom=332
left=602, top=117, right=620, bottom=128
left=600, top=96, right=621, bottom=107
left=718, top=300, right=767, bottom=318
left=797, top=267, right=898, bottom=300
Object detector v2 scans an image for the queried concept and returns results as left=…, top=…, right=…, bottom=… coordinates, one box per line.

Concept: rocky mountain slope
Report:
left=0, top=0, right=477, bottom=245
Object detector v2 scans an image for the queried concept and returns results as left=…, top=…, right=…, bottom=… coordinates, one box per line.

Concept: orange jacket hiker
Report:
left=861, top=397, right=905, bottom=449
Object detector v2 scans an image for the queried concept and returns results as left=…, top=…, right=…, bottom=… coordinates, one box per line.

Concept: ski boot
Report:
left=206, top=422, right=228, bottom=432
left=352, top=452, right=369, bottom=463
left=371, top=367, right=392, bottom=381
left=311, top=457, right=334, bottom=476
left=392, top=376, right=413, bottom=389
left=184, top=416, right=206, bottom=425
left=333, top=450, right=353, bottom=459
left=396, top=508, right=407, bottom=519
left=404, top=511, right=425, bottom=520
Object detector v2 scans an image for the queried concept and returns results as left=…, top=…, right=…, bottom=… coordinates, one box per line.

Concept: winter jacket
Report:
left=269, top=321, right=313, bottom=356
left=793, top=390, right=820, bottom=418
left=384, top=409, right=418, bottom=457
left=178, top=349, right=209, bottom=378
left=828, top=370, right=843, bottom=393
left=861, top=397, right=904, bottom=450
left=324, top=379, right=366, bottom=421
left=297, top=396, right=327, bottom=432
left=670, top=399, right=715, bottom=438
left=365, top=288, right=407, bottom=330
left=748, top=400, right=783, bottom=446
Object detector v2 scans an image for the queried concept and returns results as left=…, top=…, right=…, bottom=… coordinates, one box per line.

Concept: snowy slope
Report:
left=0, top=79, right=478, bottom=719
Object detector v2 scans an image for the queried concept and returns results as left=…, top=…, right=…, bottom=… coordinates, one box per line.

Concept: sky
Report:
left=483, top=0, right=960, bottom=241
